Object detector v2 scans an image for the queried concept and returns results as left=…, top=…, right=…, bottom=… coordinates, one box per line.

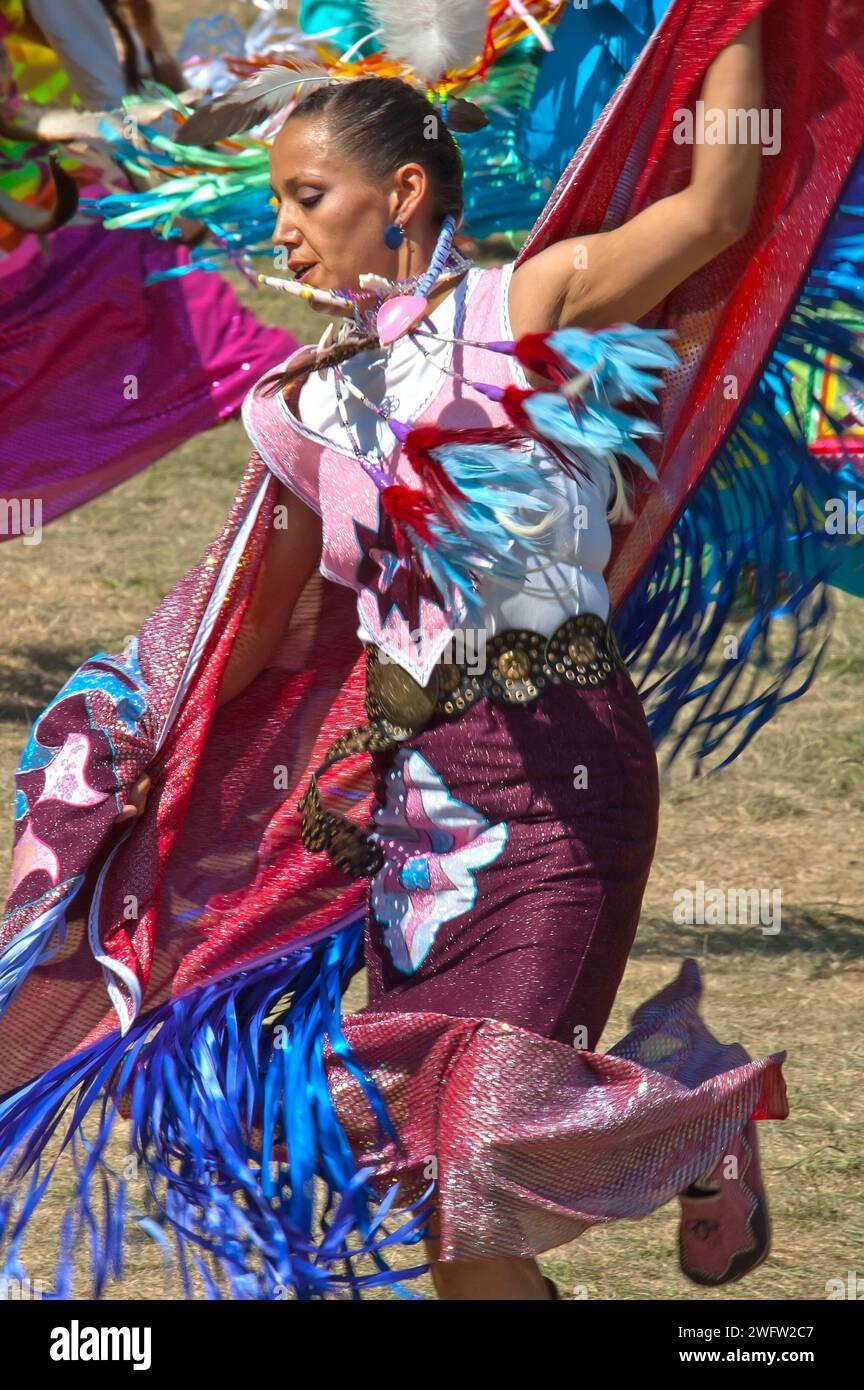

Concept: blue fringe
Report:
left=413, top=326, right=681, bottom=621
left=412, top=442, right=560, bottom=622
left=0, top=922, right=433, bottom=1299
left=615, top=442, right=836, bottom=772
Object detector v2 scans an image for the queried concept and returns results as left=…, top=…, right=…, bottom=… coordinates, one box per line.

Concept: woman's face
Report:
left=270, top=116, right=416, bottom=301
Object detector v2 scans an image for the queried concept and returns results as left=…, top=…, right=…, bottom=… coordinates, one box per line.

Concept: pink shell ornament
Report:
left=376, top=294, right=429, bottom=346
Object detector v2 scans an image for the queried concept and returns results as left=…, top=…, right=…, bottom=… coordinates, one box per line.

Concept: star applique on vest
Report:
left=353, top=509, right=448, bottom=633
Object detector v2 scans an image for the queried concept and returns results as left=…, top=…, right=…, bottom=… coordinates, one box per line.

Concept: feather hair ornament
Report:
left=177, top=3, right=494, bottom=147
left=178, top=61, right=342, bottom=146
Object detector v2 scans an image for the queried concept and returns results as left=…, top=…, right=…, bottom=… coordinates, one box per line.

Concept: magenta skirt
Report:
left=363, top=665, right=659, bottom=1049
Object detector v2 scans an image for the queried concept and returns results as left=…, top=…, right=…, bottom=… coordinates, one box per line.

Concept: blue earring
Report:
left=383, top=221, right=405, bottom=250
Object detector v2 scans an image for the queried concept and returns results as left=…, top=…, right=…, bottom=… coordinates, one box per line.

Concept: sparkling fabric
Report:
left=0, top=456, right=308, bottom=1090
left=364, top=668, right=659, bottom=1048
left=515, top=0, right=864, bottom=609
left=326, top=958, right=788, bottom=1261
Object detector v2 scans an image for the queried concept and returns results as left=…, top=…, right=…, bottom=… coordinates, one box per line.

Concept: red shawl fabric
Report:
left=1, top=0, right=861, bottom=1098
left=515, top=0, right=864, bottom=606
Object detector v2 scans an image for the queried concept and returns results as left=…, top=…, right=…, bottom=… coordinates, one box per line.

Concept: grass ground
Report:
left=0, top=0, right=861, bottom=1302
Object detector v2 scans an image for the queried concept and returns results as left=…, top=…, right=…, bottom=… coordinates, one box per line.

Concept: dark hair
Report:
left=288, top=76, right=465, bottom=224
left=263, top=77, right=466, bottom=396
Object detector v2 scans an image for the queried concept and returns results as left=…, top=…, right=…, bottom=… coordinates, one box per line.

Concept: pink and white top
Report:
left=242, top=261, right=612, bottom=686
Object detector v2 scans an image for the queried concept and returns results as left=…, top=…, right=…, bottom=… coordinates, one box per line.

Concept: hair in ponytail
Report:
left=288, top=76, right=465, bottom=224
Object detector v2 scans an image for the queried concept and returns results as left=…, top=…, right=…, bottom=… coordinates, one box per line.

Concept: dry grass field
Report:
left=0, top=0, right=861, bottom=1301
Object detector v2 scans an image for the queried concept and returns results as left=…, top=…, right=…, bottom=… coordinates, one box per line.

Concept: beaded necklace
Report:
left=267, top=214, right=485, bottom=495
left=327, top=291, right=587, bottom=593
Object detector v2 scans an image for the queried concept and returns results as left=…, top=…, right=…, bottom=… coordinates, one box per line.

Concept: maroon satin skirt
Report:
left=362, top=665, right=660, bottom=1050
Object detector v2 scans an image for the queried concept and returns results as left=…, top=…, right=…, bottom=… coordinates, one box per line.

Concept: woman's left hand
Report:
left=115, top=773, right=152, bottom=825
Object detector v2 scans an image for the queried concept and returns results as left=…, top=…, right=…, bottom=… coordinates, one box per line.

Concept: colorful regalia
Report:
left=0, top=0, right=862, bottom=1299
left=0, top=0, right=294, bottom=536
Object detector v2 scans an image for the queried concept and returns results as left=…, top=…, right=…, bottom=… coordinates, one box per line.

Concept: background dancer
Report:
left=0, top=0, right=295, bottom=536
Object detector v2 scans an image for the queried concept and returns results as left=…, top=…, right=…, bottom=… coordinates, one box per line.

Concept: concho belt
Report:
left=297, top=611, right=628, bottom=880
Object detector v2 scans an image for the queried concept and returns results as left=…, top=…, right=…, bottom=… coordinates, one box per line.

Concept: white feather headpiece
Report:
left=361, top=0, right=491, bottom=83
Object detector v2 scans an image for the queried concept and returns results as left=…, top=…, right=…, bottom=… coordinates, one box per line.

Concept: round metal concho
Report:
left=438, top=630, right=550, bottom=713
left=437, top=664, right=483, bottom=717
left=545, top=614, right=614, bottom=687
left=487, top=630, right=549, bottom=703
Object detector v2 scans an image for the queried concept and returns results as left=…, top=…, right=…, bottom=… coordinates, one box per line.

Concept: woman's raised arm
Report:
left=510, top=13, right=765, bottom=336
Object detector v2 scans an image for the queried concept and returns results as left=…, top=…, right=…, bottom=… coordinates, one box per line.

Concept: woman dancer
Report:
left=133, top=14, right=769, bottom=1294
left=1, top=0, right=860, bottom=1300
left=224, top=16, right=765, bottom=1304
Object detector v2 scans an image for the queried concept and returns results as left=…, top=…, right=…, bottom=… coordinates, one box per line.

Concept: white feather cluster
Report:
left=362, top=0, right=491, bottom=82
